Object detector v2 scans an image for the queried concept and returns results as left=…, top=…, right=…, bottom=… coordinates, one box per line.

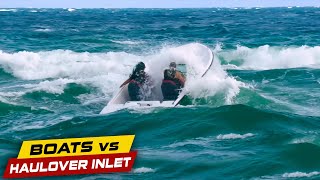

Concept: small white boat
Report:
left=100, top=43, right=214, bottom=114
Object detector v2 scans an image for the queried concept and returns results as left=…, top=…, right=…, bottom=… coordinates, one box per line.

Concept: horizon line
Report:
left=0, top=6, right=319, bottom=9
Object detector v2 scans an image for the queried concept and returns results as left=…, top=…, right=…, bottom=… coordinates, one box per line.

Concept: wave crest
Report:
left=133, top=167, right=155, bottom=173
left=0, top=43, right=244, bottom=105
left=219, top=45, right=320, bottom=70
left=282, top=171, right=320, bottom=178
left=216, top=133, right=254, bottom=140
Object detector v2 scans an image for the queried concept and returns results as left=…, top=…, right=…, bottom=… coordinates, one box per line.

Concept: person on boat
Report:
left=161, top=62, right=186, bottom=100
left=120, top=62, right=152, bottom=101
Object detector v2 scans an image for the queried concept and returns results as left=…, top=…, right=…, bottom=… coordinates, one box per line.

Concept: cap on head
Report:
left=169, top=62, right=176, bottom=68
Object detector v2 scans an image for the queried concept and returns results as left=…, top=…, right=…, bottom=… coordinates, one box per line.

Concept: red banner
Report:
left=4, top=151, right=137, bottom=178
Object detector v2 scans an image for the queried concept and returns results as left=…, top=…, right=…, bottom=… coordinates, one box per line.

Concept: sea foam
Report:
left=133, top=167, right=155, bottom=173
left=0, top=43, right=244, bottom=105
left=68, top=8, right=76, bottom=12
left=216, top=133, right=254, bottom=140
left=34, top=28, right=53, bottom=32
left=219, top=45, right=320, bottom=70
left=111, top=40, right=144, bottom=45
left=0, top=9, right=17, bottom=12
left=282, top=171, right=320, bottom=178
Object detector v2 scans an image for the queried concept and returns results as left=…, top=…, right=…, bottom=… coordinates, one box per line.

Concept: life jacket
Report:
left=129, top=71, right=147, bottom=87
left=130, top=79, right=142, bottom=87
left=162, top=79, right=177, bottom=86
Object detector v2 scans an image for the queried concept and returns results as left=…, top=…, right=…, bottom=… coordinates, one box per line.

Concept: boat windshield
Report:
left=177, top=64, right=187, bottom=76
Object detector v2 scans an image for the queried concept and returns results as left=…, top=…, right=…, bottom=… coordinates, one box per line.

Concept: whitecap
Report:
left=23, top=78, right=75, bottom=94
left=216, top=133, right=254, bottom=140
left=290, top=136, right=316, bottom=144
left=0, top=9, right=17, bottom=12
left=68, top=8, right=76, bottom=12
left=111, top=40, right=144, bottom=45
left=0, top=43, right=245, bottom=106
left=219, top=45, right=320, bottom=70
left=283, top=171, right=320, bottom=178
left=133, top=167, right=155, bottom=173
left=166, top=137, right=211, bottom=148
left=34, top=28, right=53, bottom=32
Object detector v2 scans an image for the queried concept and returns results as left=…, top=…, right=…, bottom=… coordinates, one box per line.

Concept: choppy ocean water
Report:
left=0, top=8, right=320, bottom=179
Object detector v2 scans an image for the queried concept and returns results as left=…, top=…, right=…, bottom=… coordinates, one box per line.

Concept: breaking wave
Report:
left=67, top=8, right=76, bottom=12
left=0, top=43, right=244, bottom=105
left=219, top=45, right=320, bottom=70
left=0, top=9, right=17, bottom=12
left=282, top=171, right=320, bottom=178
left=2, top=43, right=319, bottom=108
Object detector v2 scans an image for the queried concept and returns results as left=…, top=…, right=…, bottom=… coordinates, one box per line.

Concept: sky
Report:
left=0, top=0, right=319, bottom=8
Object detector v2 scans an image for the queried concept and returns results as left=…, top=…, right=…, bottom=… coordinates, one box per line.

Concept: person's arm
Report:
left=120, top=79, right=131, bottom=88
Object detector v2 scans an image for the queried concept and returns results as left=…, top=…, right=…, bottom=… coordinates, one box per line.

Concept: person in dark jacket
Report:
left=161, top=62, right=186, bottom=100
left=120, top=62, right=151, bottom=101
